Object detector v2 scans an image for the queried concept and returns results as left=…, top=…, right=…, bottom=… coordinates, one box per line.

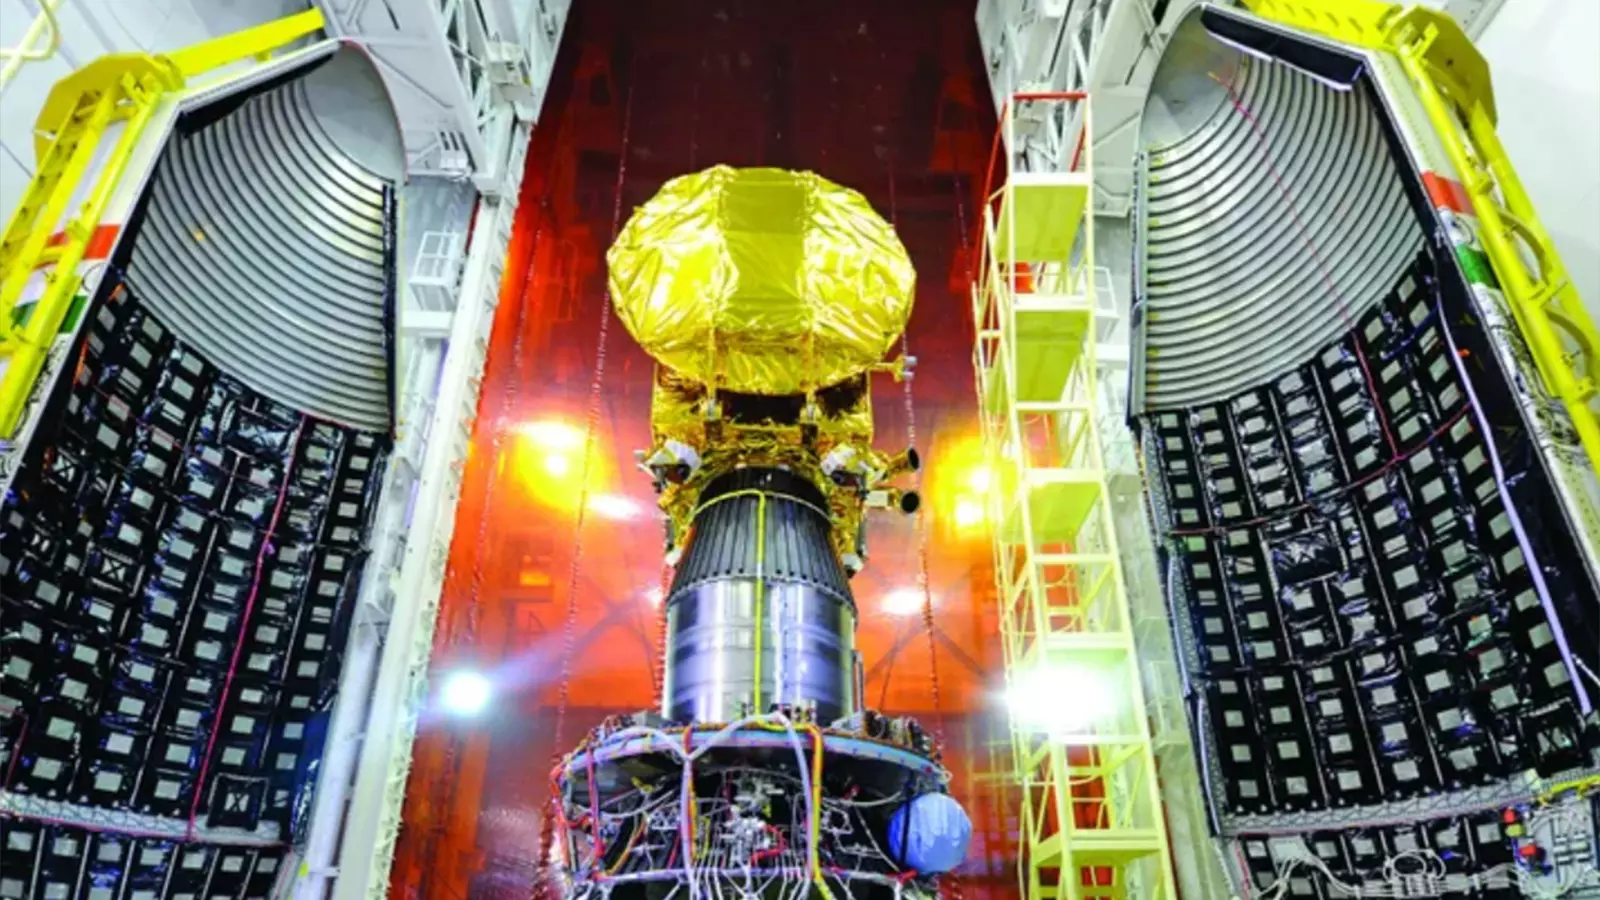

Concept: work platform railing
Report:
left=973, top=90, right=1180, bottom=900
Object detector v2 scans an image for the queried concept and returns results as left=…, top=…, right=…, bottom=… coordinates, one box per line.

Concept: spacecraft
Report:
left=550, top=166, right=971, bottom=900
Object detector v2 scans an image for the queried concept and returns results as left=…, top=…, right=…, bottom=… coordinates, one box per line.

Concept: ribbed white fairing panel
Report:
left=127, top=47, right=403, bottom=431
left=1137, top=24, right=1422, bottom=411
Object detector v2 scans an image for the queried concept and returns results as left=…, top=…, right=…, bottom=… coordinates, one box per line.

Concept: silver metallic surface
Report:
left=1134, top=9, right=1422, bottom=411
left=127, top=47, right=402, bottom=431
left=663, top=578, right=856, bottom=724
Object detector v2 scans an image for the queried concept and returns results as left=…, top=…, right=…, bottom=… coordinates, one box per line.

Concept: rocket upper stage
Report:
left=607, top=165, right=916, bottom=396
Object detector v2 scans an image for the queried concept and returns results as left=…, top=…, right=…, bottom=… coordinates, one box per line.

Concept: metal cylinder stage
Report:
left=662, top=467, right=858, bottom=724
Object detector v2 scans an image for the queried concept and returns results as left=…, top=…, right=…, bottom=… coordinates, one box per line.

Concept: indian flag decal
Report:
left=9, top=221, right=116, bottom=340
left=32, top=224, right=121, bottom=270
left=10, top=293, right=90, bottom=333
left=1422, top=171, right=1499, bottom=288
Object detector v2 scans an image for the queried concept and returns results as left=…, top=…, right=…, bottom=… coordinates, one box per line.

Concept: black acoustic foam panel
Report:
left=1144, top=252, right=1596, bottom=820
left=0, top=283, right=388, bottom=843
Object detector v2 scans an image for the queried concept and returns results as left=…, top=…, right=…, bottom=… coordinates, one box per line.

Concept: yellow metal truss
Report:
left=1242, top=0, right=1600, bottom=479
left=973, top=94, right=1178, bottom=900
left=0, top=8, right=325, bottom=439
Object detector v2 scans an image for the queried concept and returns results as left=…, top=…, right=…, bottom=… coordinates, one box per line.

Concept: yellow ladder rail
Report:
left=1241, top=0, right=1600, bottom=475
left=0, top=8, right=325, bottom=439
left=0, top=63, right=165, bottom=431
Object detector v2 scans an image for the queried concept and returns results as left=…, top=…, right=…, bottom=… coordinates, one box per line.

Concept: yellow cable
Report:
left=692, top=488, right=802, bottom=716
left=603, top=821, right=645, bottom=876
left=754, top=494, right=767, bottom=715
left=690, top=484, right=835, bottom=895
left=751, top=721, right=834, bottom=900
left=803, top=723, right=836, bottom=900
left=1536, top=774, right=1600, bottom=806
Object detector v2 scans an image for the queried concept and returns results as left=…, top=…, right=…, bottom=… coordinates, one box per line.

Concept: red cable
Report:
left=1168, top=406, right=1470, bottom=537
left=185, top=416, right=306, bottom=841
left=751, top=824, right=787, bottom=863
left=1, top=712, right=27, bottom=791
left=536, top=74, right=637, bottom=898
left=1235, top=842, right=1254, bottom=900
left=1216, top=74, right=1399, bottom=458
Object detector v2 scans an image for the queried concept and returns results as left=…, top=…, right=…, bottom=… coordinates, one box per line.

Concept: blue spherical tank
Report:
left=887, top=792, right=972, bottom=874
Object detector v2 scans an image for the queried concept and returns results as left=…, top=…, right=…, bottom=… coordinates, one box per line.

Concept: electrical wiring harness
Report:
left=552, top=712, right=956, bottom=900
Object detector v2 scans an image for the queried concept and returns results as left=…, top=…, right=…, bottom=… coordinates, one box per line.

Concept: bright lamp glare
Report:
left=520, top=420, right=585, bottom=450
left=590, top=494, right=642, bottom=520
left=966, top=465, right=993, bottom=493
left=882, top=587, right=926, bottom=617
left=954, top=498, right=985, bottom=529
left=645, top=586, right=664, bottom=607
left=441, top=671, right=493, bottom=717
left=543, top=452, right=572, bottom=477
left=1006, top=665, right=1116, bottom=734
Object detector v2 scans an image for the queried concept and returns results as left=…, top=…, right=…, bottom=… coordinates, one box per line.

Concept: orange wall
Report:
left=387, top=3, right=1010, bottom=897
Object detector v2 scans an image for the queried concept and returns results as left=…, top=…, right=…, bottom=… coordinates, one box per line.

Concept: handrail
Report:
left=1240, top=0, right=1600, bottom=476
left=0, top=8, right=325, bottom=438
left=0, top=0, right=67, bottom=95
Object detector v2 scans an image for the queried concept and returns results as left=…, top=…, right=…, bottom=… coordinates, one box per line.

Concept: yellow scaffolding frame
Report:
left=973, top=92, right=1178, bottom=900
left=1242, top=0, right=1600, bottom=478
left=0, top=8, right=326, bottom=439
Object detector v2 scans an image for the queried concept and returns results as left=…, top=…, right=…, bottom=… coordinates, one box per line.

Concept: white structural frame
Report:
left=1439, top=0, right=1509, bottom=38
left=315, top=0, right=569, bottom=195
left=0, top=0, right=68, bottom=93
left=290, top=2, right=568, bottom=892
left=313, top=123, right=531, bottom=900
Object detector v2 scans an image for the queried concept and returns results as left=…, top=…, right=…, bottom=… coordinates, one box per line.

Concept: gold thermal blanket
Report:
left=607, top=165, right=915, bottom=396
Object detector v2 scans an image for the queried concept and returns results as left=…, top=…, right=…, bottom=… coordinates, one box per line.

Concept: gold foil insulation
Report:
left=607, top=165, right=915, bottom=396
left=611, top=166, right=917, bottom=568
